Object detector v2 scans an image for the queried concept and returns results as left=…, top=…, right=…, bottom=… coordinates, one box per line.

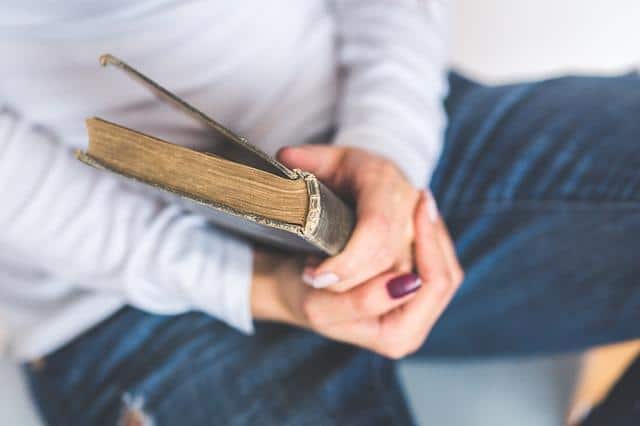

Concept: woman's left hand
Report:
left=277, top=145, right=420, bottom=292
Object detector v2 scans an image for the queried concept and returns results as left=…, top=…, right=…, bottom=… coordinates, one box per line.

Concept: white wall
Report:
left=451, top=0, right=640, bottom=83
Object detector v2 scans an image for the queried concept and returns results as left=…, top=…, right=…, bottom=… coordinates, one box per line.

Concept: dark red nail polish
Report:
left=387, top=273, right=422, bottom=299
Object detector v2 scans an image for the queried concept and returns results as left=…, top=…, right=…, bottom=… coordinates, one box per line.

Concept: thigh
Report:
left=25, top=308, right=413, bottom=426
left=422, top=72, right=640, bottom=357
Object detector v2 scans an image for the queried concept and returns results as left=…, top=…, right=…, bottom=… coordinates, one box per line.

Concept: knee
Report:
left=511, top=75, right=640, bottom=199
left=535, top=75, right=640, bottom=143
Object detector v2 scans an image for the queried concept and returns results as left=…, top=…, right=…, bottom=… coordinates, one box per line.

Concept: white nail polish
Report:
left=305, top=272, right=339, bottom=288
left=426, top=190, right=439, bottom=223
left=302, top=272, right=315, bottom=286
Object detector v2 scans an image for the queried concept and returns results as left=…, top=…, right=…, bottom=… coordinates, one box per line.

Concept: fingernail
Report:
left=302, top=269, right=314, bottom=286
left=426, top=190, right=439, bottom=223
left=387, top=273, right=422, bottom=299
left=302, top=271, right=340, bottom=288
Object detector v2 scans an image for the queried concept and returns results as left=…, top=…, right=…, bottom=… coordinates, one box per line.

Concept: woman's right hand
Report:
left=250, top=190, right=464, bottom=359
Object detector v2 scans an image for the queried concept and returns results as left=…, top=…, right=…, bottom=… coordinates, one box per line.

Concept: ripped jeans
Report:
left=25, top=72, right=640, bottom=425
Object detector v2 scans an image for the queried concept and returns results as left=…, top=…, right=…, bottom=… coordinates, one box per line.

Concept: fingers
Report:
left=281, top=145, right=418, bottom=293
left=434, top=217, right=464, bottom=285
left=414, top=190, right=454, bottom=294
left=300, top=190, right=464, bottom=360
left=374, top=191, right=463, bottom=359
left=304, top=174, right=418, bottom=292
left=425, top=190, right=464, bottom=290
left=282, top=145, right=398, bottom=290
left=303, top=212, right=398, bottom=291
left=301, top=272, right=422, bottom=327
left=309, top=192, right=452, bottom=359
left=276, top=145, right=346, bottom=187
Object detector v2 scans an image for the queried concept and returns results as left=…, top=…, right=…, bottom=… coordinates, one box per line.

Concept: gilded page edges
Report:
left=76, top=150, right=305, bottom=234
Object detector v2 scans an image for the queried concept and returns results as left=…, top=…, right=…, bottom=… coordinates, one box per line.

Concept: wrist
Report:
left=250, top=250, right=296, bottom=324
left=333, top=127, right=431, bottom=187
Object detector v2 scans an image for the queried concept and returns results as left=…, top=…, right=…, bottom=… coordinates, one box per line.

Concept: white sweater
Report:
left=0, top=0, right=449, bottom=360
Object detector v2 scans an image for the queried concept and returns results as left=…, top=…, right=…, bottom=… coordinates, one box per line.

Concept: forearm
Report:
left=332, top=0, right=450, bottom=187
left=0, top=106, right=254, bottom=332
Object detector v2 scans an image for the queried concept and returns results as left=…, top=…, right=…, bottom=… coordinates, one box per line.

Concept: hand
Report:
left=277, top=145, right=419, bottom=292
left=251, top=191, right=464, bottom=359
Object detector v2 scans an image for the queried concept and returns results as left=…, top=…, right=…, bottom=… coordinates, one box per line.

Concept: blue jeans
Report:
left=26, top=73, right=640, bottom=425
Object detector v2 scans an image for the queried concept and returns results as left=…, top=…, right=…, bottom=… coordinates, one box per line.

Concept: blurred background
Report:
left=451, top=0, right=640, bottom=82
left=2, top=0, right=640, bottom=425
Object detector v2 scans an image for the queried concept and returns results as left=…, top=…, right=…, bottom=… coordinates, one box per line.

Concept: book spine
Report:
left=299, top=171, right=355, bottom=255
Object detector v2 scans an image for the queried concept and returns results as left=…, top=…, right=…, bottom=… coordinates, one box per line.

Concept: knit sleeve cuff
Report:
left=191, top=232, right=255, bottom=334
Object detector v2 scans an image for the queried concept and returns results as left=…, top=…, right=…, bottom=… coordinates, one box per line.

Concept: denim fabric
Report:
left=426, top=72, right=640, bottom=356
left=25, top=73, right=640, bottom=425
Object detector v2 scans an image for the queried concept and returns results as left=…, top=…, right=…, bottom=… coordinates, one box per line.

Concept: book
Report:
left=76, top=54, right=354, bottom=255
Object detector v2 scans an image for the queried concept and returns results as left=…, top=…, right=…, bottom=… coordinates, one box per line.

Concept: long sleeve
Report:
left=0, top=107, right=254, bottom=333
left=331, top=0, right=450, bottom=187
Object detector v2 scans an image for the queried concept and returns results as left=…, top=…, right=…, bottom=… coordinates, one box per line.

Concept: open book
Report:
left=76, top=55, right=354, bottom=255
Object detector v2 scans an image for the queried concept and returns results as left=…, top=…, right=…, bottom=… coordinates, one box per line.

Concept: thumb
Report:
left=277, top=145, right=345, bottom=183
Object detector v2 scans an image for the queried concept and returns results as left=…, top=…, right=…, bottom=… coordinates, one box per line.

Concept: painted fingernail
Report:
left=302, top=271, right=340, bottom=288
left=426, top=190, right=439, bottom=223
left=387, top=273, right=422, bottom=299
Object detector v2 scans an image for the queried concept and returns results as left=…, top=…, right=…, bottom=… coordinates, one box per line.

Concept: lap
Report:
left=423, top=72, right=640, bottom=356
left=435, top=72, right=640, bottom=206
left=25, top=308, right=413, bottom=426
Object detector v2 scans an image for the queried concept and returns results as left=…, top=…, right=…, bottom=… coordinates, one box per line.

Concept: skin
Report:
left=277, top=145, right=420, bottom=292
left=251, top=177, right=464, bottom=359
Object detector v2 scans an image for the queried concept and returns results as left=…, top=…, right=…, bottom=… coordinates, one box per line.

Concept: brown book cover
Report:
left=76, top=55, right=354, bottom=255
